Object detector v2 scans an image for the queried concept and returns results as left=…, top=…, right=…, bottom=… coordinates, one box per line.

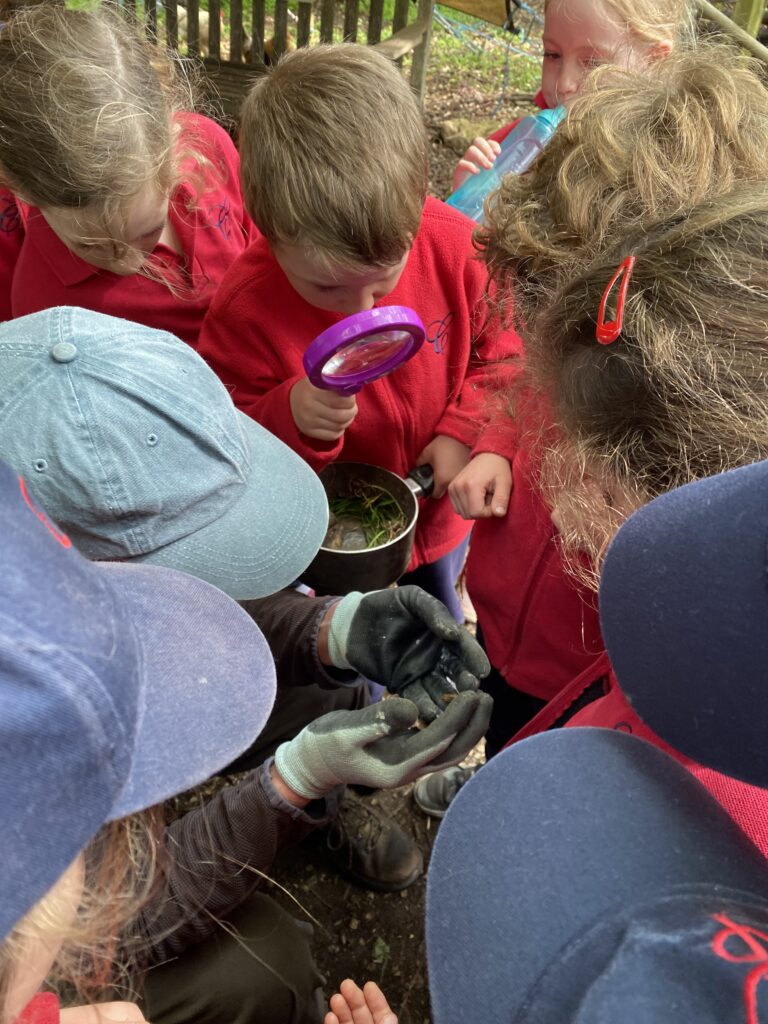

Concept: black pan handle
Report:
left=406, top=464, right=435, bottom=499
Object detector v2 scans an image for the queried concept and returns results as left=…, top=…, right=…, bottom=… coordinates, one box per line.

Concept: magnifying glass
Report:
left=303, top=306, right=426, bottom=396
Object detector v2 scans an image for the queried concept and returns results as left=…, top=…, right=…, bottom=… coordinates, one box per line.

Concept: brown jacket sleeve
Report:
left=138, top=762, right=339, bottom=963
left=240, top=588, right=358, bottom=690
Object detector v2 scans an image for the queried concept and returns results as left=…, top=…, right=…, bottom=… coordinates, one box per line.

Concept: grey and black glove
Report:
left=326, top=586, right=491, bottom=722
left=273, top=691, right=493, bottom=800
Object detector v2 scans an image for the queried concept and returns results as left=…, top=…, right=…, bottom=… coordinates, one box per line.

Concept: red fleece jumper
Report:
left=0, top=114, right=257, bottom=345
left=197, top=197, right=523, bottom=570
left=467, top=445, right=604, bottom=702
left=508, top=654, right=768, bottom=859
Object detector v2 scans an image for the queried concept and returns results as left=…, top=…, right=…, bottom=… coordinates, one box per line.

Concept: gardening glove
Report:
left=327, top=586, right=490, bottom=723
left=273, top=691, right=493, bottom=800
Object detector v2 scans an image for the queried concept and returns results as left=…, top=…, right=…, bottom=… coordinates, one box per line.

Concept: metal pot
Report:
left=303, top=462, right=434, bottom=595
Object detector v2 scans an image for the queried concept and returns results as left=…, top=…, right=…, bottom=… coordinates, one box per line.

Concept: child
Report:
left=197, top=44, right=522, bottom=619
left=0, top=454, right=490, bottom=1023
left=0, top=5, right=256, bottom=344
left=451, top=0, right=690, bottom=192
left=412, top=45, right=768, bottom=813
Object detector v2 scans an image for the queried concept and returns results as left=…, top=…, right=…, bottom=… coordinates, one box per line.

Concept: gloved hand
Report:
left=273, top=691, right=493, bottom=800
left=326, top=586, right=491, bottom=723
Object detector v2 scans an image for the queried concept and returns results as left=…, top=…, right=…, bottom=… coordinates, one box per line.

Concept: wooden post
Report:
left=208, top=0, right=221, bottom=58
left=732, top=0, right=764, bottom=38
left=297, top=0, right=313, bottom=47
left=162, top=0, right=178, bottom=50
left=343, top=0, right=359, bottom=41
left=273, top=0, right=289, bottom=55
left=409, top=0, right=435, bottom=102
left=251, top=0, right=266, bottom=66
left=319, top=0, right=335, bottom=42
left=230, top=0, right=243, bottom=60
left=696, top=0, right=768, bottom=63
left=186, top=0, right=200, bottom=56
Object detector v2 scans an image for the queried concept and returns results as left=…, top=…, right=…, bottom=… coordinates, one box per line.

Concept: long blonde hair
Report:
left=0, top=813, right=163, bottom=1023
left=0, top=5, right=218, bottom=279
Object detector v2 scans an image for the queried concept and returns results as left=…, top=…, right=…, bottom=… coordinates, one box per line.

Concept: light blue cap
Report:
left=0, top=307, right=329, bottom=599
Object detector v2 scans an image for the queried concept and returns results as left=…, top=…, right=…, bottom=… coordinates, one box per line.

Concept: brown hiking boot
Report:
left=317, top=791, right=423, bottom=892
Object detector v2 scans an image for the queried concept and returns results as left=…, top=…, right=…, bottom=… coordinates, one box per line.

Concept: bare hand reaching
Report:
left=325, top=980, right=398, bottom=1024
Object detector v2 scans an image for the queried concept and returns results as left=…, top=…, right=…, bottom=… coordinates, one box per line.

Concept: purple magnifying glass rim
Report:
left=303, top=305, right=426, bottom=394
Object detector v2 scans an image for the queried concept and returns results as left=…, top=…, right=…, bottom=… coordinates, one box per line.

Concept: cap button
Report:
left=51, top=341, right=77, bottom=363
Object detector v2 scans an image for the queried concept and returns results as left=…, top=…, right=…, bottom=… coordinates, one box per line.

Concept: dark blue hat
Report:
left=599, top=459, right=768, bottom=786
left=0, top=457, right=277, bottom=941
left=427, top=729, right=768, bottom=1024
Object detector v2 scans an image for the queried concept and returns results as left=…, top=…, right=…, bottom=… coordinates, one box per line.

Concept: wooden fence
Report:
left=121, top=0, right=435, bottom=119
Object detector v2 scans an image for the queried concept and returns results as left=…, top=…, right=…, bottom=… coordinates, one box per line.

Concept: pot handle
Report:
left=406, top=464, right=435, bottom=499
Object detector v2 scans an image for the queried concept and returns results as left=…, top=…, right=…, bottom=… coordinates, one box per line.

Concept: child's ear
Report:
left=647, top=39, right=673, bottom=61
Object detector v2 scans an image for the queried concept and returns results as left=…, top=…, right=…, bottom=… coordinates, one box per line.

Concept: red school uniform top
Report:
left=0, top=113, right=257, bottom=346
left=509, top=653, right=768, bottom=859
left=14, top=993, right=59, bottom=1023
left=197, top=196, right=523, bottom=570
left=466, top=410, right=604, bottom=701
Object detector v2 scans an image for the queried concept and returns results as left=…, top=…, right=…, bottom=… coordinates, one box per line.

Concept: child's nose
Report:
left=557, top=62, right=582, bottom=100
left=346, top=289, right=377, bottom=313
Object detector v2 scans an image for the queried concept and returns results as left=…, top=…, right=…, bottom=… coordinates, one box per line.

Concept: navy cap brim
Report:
left=97, top=560, right=276, bottom=818
left=599, top=460, right=768, bottom=786
left=426, top=730, right=768, bottom=1024
left=137, top=411, right=329, bottom=600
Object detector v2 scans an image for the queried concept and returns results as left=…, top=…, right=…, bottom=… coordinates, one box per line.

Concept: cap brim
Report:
left=137, top=412, right=329, bottom=600
left=426, top=729, right=768, bottom=1024
left=97, top=560, right=276, bottom=819
left=599, top=460, right=768, bottom=786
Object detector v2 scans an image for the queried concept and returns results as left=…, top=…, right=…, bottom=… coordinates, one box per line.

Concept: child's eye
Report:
left=582, top=56, right=605, bottom=68
left=543, top=50, right=560, bottom=60
left=316, top=284, right=340, bottom=293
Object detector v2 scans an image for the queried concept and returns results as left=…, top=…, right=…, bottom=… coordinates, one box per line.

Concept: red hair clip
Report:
left=596, top=255, right=636, bottom=345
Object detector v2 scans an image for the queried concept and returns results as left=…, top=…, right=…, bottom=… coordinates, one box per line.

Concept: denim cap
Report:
left=0, top=456, right=277, bottom=941
left=0, top=307, right=328, bottom=599
left=599, top=459, right=768, bottom=786
left=427, top=729, right=768, bottom=1024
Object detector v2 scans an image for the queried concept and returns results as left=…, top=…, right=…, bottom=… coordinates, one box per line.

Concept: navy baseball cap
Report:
left=427, top=729, right=768, bottom=1024
left=0, top=456, right=277, bottom=941
left=599, top=459, right=768, bottom=786
left=0, top=306, right=328, bottom=600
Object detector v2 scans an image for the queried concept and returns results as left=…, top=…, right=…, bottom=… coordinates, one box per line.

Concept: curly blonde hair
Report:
left=478, top=43, right=768, bottom=325
left=526, top=189, right=768, bottom=581
left=476, top=43, right=768, bottom=583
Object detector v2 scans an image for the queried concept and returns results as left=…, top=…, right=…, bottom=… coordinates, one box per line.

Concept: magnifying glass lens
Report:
left=323, top=330, right=413, bottom=377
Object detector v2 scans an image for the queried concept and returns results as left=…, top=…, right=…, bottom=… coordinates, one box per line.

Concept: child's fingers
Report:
left=362, top=981, right=398, bottom=1023
left=316, top=392, right=358, bottom=411
left=327, top=989, right=355, bottom=1023
left=490, top=472, right=512, bottom=516
left=472, top=136, right=498, bottom=164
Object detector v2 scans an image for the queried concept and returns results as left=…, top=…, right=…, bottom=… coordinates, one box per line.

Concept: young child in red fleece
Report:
left=0, top=6, right=256, bottom=346
left=411, top=44, right=768, bottom=814
left=197, top=43, right=522, bottom=618
left=451, top=0, right=688, bottom=193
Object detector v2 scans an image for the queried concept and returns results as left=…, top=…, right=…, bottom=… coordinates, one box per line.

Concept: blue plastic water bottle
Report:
left=446, top=105, right=567, bottom=223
